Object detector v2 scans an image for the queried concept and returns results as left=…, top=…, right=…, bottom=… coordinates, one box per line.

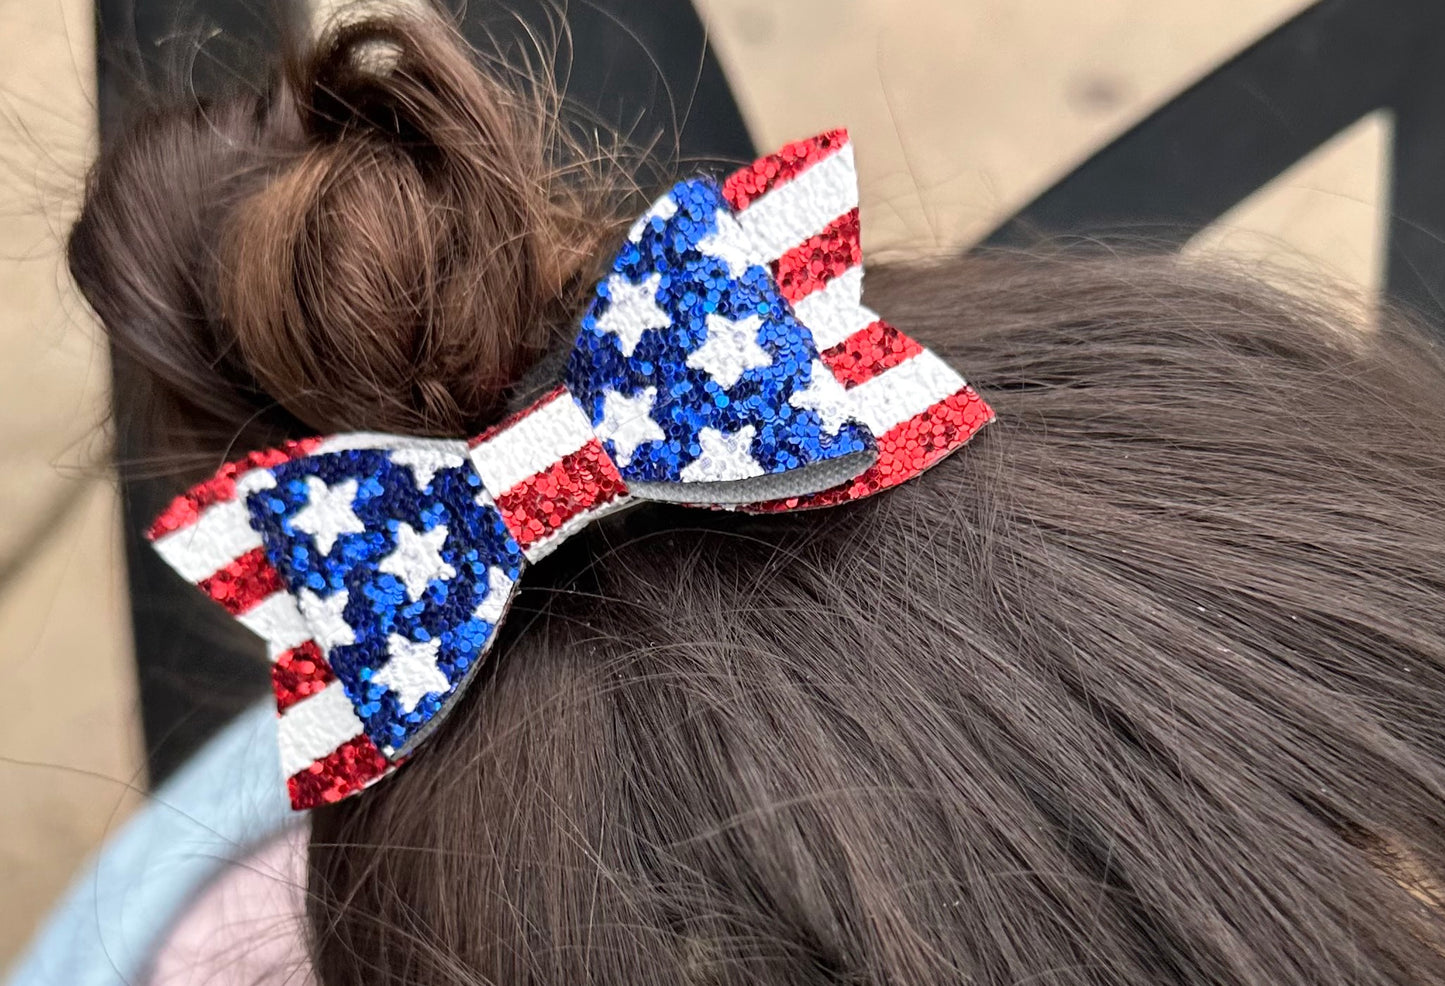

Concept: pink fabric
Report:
left=148, top=826, right=314, bottom=986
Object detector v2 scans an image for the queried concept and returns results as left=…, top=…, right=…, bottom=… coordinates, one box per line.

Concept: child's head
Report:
left=71, top=10, right=1445, bottom=985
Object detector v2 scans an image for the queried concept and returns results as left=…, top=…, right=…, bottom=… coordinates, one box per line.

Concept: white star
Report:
left=472, top=566, right=515, bottom=624
left=696, top=209, right=756, bottom=278
left=596, top=386, right=666, bottom=466
left=373, top=634, right=450, bottom=714
left=593, top=271, right=671, bottom=357
left=680, top=425, right=765, bottom=483
left=378, top=522, right=456, bottom=602
left=627, top=193, right=679, bottom=242
left=390, top=447, right=464, bottom=490
left=789, top=360, right=856, bottom=436
left=686, top=312, right=773, bottom=389
left=289, top=476, right=365, bottom=555
left=297, top=588, right=355, bottom=651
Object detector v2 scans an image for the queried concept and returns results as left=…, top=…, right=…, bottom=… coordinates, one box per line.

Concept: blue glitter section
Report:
left=564, top=178, right=872, bottom=485
left=246, top=451, right=524, bottom=756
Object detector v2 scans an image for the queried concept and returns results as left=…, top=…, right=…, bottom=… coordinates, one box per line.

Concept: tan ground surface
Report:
left=0, top=0, right=1386, bottom=963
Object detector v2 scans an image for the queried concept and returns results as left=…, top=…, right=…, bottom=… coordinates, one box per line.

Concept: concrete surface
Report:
left=0, top=0, right=142, bottom=964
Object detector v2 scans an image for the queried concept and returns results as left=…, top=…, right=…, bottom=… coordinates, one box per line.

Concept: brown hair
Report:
left=70, top=9, right=631, bottom=458
left=70, top=7, right=1445, bottom=985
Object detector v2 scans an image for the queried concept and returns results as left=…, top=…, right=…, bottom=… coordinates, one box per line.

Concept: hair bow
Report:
left=147, top=131, right=994, bottom=809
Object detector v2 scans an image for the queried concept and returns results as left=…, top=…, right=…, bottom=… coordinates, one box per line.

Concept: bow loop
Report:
left=564, top=177, right=878, bottom=505
left=151, top=436, right=525, bottom=806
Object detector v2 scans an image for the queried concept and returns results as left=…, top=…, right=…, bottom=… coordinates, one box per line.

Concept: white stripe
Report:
left=627, top=192, right=679, bottom=242
left=234, top=468, right=278, bottom=497
left=314, top=433, right=468, bottom=456
left=471, top=566, right=516, bottom=624
left=520, top=496, right=632, bottom=563
left=739, top=143, right=858, bottom=265
left=468, top=393, right=595, bottom=497
left=790, top=265, right=877, bottom=350
left=266, top=638, right=311, bottom=662
left=151, top=499, right=263, bottom=583
left=237, top=592, right=313, bottom=654
left=850, top=351, right=967, bottom=435
left=276, top=681, right=366, bottom=778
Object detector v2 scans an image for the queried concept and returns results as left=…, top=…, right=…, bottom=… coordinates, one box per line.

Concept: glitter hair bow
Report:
left=147, top=131, right=994, bottom=809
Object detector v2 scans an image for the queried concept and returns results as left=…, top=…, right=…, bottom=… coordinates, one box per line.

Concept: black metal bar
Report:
left=983, top=0, right=1445, bottom=331
left=1385, top=30, right=1445, bottom=321
left=448, top=0, right=755, bottom=170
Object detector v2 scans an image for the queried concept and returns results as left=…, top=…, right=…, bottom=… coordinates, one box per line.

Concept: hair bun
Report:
left=222, top=14, right=620, bottom=435
left=70, top=10, right=625, bottom=453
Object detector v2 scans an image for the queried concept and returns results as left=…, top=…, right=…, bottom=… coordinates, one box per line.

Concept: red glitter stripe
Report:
left=469, top=385, right=568, bottom=448
left=722, top=129, right=850, bottom=211
left=494, top=439, right=627, bottom=549
left=822, top=321, right=925, bottom=388
left=271, top=641, right=335, bottom=713
left=286, top=734, right=390, bottom=810
left=146, top=438, right=325, bottom=539
left=195, top=547, right=285, bottom=614
left=747, top=386, right=995, bottom=513
left=773, top=209, right=862, bottom=304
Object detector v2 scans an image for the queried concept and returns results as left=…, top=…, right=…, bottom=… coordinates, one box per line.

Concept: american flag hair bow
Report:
left=147, top=131, right=994, bottom=810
